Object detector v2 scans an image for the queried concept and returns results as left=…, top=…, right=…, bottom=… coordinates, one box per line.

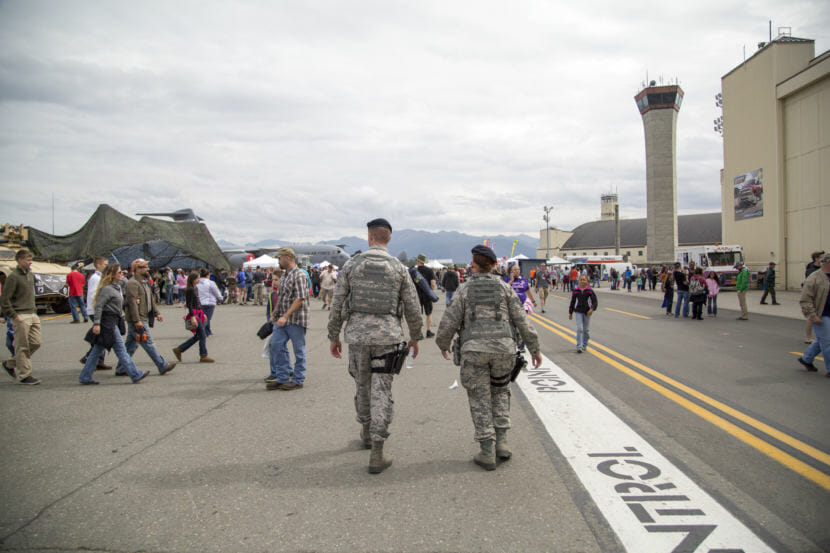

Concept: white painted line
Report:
left=516, top=353, right=773, bottom=553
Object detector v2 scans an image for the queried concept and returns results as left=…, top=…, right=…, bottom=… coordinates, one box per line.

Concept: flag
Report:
left=510, top=239, right=518, bottom=258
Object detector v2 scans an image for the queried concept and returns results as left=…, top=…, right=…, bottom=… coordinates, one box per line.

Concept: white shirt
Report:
left=86, top=270, right=101, bottom=315
left=197, top=278, right=222, bottom=306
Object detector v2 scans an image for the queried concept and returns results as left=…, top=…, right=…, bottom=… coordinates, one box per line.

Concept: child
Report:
left=705, top=271, right=720, bottom=317
left=662, top=273, right=674, bottom=316
left=568, top=275, right=598, bottom=353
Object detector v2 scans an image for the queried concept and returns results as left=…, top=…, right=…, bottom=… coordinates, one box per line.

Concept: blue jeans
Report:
left=202, top=304, right=215, bottom=336
left=271, top=324, right=306, bottom=385
left=803, top=316, right=830, bottom=374
left=165, top=286, right=174, bottom=305
left=707, top=296, right=718, bottom=316
left=80, top=330, right=142, bottom=383
left=575, top=312, right=591, bottom=350
left=116, top=319, right=168, bottom=374
left=446, top=290, right=454, bottom=305
left=68, top=296, right=88, bottom=322
left=625, top=278, right=632, bottom=292
left=675, top=290, right=690, bottom=317
left=178, top=320, right=208, bottom=357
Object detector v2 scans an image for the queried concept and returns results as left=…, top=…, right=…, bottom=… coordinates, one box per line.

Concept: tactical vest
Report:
left=460, top=276, right=515, bottom=343
left=348, top=251, right=401, bottom=315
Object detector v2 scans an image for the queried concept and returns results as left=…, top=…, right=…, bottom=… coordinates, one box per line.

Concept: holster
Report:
left=370, top=342, right=410, bottom=375
left=510, top=350, right=528, bottom=382
left=451, top=336, right=462, bottom=366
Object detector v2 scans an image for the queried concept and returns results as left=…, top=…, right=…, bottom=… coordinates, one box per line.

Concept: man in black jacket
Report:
left=441, top=265, right=460, bottom=306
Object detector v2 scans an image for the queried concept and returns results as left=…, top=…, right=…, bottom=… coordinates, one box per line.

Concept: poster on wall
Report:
left=733, top=168, right=763, bottom=221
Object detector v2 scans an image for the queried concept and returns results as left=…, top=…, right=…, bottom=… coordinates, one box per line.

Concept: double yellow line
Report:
left=528, top=312, right=830, bottom=491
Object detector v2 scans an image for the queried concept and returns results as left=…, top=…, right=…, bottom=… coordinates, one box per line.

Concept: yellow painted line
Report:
left=528, top=313, right=830, bottom=490
left=40, top=314, right=71, bottom=321
left=789, top=352, right=825, bottom=362
left=604, top=307, right=651, bottom=320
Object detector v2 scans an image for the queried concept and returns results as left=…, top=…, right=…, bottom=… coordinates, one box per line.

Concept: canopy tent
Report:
left=243, top=254, right=279, bottom=269
left=505, top=254, right=529, bottom=264
left=546, top=256, right=569, bottom=264
left=425, top=260, right=445, bottom=269
left=315, top=260, right=339, bottom=269
left=25, top=204, right=230, bottom=271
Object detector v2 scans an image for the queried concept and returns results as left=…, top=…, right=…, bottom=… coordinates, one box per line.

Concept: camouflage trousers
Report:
left=348, top=344, right=397, bottom=442
left=460, top=351, right=514, bottom=442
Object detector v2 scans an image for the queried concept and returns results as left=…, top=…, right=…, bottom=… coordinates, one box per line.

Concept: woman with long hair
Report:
left=705, top=270, right=720, bottom=317
left=172, top=271, right=214, bottom=363
left=78, top=264, right=149, bottom=385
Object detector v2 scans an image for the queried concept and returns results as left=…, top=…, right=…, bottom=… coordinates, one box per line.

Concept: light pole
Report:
left=542, top=205, right=555, bottom=261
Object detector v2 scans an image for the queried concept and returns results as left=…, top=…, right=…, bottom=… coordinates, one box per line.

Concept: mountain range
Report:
left=217, top=230, right=540, bottom=262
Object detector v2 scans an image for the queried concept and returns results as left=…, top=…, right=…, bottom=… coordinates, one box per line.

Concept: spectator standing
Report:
left=235, top=268, right=248, bottom=305
left=115, top=258, right=176, bottom=377
left=415, top=254, right=438, bottom=337
left=319, top=264, right=337, bottom=309
left=266, top=248, right=309, bottom=390
left=197, top=267, right=222, bottom=336
left=610, top=268, right=618, bottom=290
left=244, top=267, right=254, bottom=303
left=441, top=264, right=460, bottom=305
left=253, top=266, right=267, bottom=306
left=797, top=252, right=830, bottom=377
left=78, top=263, right=149, bottom=385
left=662, top=273, right=674, bottom=316
left=175, top=269, right=187, bottom=304
left=172, top=271, right=214, bottom=363
left=673, top=262, right=690, bottom=318
left=569, top=274, right=598, bottom=353
left=735, top=261, right=750, bottom=321
left=689, top=268, right=708, bottom=320
left=164, top=268, right=175, bottom=305
left=623, top=267, right=633, bottom=293
left=65, top=263, right=88, bottom=323
left=311, top=267, right=321, bottom=298
left=705, top=271, right=720, bottom=317
left=569, top=266, right=579, bottom=291
left=0, top=249, right=42, bottom=385
left=760, top=262, right=780, bottom=305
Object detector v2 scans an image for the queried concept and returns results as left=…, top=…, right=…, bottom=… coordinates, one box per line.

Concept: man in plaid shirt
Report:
left=266, top=247, right=310, bottom=390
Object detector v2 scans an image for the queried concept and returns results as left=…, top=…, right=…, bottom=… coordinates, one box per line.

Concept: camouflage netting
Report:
left=25, top=204, right=231, bottom=271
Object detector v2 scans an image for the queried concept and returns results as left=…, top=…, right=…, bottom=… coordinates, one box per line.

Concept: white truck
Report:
left=676, top=245, right=744, bottom=287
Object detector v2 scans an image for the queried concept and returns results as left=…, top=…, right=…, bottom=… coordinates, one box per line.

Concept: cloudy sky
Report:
left=1, top=1, right=828, bottom=245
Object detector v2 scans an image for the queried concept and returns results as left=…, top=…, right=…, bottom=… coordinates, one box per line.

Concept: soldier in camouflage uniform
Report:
left=328, top=218, right=423, bottom=474
left=436, top=245, right=542, bottom=470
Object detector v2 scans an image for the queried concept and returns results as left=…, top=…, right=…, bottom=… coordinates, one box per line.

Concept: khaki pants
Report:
left=9, top=313, right=41, bottom=379
left=737, top=290, right=748, bottom=319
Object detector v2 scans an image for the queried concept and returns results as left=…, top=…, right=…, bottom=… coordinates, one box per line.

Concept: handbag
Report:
left=257, top=321, right=273, bottom=340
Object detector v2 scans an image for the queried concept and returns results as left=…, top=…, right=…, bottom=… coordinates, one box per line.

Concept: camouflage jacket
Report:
left=327, top=245, right=423, bottom=345
left=436, top=272, right=540, bottom=355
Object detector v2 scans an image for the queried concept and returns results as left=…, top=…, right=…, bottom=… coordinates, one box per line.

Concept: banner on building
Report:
left=733, top=168, right=763, bottom=221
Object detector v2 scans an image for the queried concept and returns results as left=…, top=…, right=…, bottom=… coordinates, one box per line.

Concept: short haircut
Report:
left=15, top=248, right=32, bottom=261
left=472, top=254, right=495, bottom=272
left=368, top=226, right=391, bottom=244
left=93, top=256, right=107, bottom=268
left=199, top=267, right=209, bottom=277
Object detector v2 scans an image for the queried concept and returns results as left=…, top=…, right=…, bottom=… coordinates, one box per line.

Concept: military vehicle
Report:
left=0, top=224, right=71, bottom=313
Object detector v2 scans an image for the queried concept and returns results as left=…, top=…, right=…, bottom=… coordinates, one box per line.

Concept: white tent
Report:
left=505, top=254, right=529, bottom=264
left=547, top=256, right=569, bottom=264
left=243, top=254, right=279, bottom=269
left=426, top=260, right=445, bottom=269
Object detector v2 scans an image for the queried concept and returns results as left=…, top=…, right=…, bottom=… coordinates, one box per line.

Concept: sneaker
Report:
left=132, top=370, right=150, bottom=383
left=160, top=361, right=176, bottom=375
left=79, top=380, right=99, bottom=385
left=576, top=348, right=583, bottom=354
left=264, top=376, right=277, bottom=383
left=426, top=330, right=435, bottom=338
left=19, top=376, right=41, bottom=386
left=797, top=357, right=818, bottom=372
left=280, top=382, right=303, bottom=390
left=2, top=360, right=15, bottom=379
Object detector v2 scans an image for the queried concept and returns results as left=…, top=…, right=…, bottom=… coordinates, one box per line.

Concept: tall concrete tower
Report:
left=634, top=82, right=683, bottom=263
left=600, top=193, right=618, bottom=221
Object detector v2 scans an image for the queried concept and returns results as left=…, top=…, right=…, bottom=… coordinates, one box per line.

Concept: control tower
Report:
left=634, top=81, right=683, bottom=263
left=600, top=193, right=618, bottom=221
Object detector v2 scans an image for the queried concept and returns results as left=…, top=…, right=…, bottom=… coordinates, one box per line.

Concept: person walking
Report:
left=673, top=262, right=690, bottom=318
left=265, top=248, right=309, bottom=390
left=760, top=262, right=780, bottom=305
left=705, top=271, right=720, bottom=317
left=319, top=264, right=337, bottom=310
left=536, top=268, right=551, bottom=313
left=797, top=252, right=830, bottom=377
left=78, top=263, right=149, bottom=385
left=436, top=245, right=542, bottom=471
left=0, top=249, right=42, bottom=385
left=569, top=274, right=598, bottom=352
left=804, top=251, right=824, bottom=343
left=328, top=218, right=423, bottom=474
left=115, top=258, right=176, bottom=376
left=506, top=264, right=536, bottom=312
left=414, top=254, right=437, bottom=337
left=735, top=261, right=750, bottom=320
left=441, top=264, right=460, bottom=306
left=80, top=256, right=112, bottom=370
left=65, top=263, right=88, bottom=323
left=172, top=271, right=214, bottom=363
left=196, top=267, right=222, bottom=336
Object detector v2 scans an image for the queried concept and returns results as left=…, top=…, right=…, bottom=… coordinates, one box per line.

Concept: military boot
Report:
left=473, top=439, right=497, bottom=471
left=495, top=429, right=511, bottom=460
left=368, top=441, right=392, bottom=474
left=360, top=422, right=371, bottom=449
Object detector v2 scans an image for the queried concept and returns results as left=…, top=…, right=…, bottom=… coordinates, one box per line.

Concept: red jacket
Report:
left=66, top=271, right=85, bottom=297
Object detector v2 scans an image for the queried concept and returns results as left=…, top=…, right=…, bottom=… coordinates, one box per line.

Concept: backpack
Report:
left=689, top=277, right=704, bottom=296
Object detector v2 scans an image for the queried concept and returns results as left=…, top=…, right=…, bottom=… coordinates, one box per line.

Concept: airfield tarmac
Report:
left=0, top=287, right=827, bottom=553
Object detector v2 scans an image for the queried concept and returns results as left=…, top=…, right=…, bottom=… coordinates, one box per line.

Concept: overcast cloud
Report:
left=1, top=0, right=828, bottom=244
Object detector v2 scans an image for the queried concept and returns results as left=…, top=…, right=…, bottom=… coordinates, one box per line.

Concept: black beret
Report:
left=471, top=245, right=497, bottom=263
left=367, top=218, right=392, bottom=231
